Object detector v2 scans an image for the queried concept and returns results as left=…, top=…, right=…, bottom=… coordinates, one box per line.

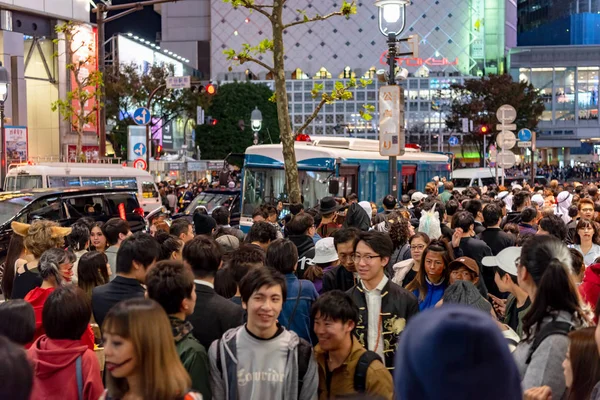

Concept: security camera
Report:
left=395, top=68, right=409, bottom=81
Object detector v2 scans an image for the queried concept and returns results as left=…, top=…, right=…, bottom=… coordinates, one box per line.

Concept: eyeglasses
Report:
left=581, top=208, right=594, bottom=212
left=411, top=244, right=426, bottom=251
left=353, top=254, right=382, bottom=263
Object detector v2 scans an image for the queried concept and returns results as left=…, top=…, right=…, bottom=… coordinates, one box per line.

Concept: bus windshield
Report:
left=242, top=168, right=332, bottom=216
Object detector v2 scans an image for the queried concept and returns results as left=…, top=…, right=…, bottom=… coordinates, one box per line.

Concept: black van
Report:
left=0, top=187, right=146, bottom=258
left=172, top=189, right=241, bottom=227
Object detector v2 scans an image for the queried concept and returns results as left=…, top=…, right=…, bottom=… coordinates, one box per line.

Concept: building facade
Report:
left=509, top=45, right=600, bottom=165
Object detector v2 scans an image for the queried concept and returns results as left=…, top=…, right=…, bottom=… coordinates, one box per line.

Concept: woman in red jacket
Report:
left=580, top=260, right=600, bottom=312
left=24, top=248, right=95, bottom=349
left=28, top=285, right=104, bottom=400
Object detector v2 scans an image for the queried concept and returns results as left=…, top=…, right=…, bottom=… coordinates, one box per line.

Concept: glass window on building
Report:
left=314, top=67, right=332, bottom=79
left=304, top=103, right=314, bottom=113
left=530, top=68, right=553, bottom=107
left=294, top=92, right=303, bottom=102
left=555, top=67, right=576, bottom=121
left=577, top=67, right=599, bottom=120
left=294, top=103, right=302, bottom=113
left=293, top=68, right=309, bottom=80
left=363, top=67, right=376, bottom=80
left=356, top=91, right=365, bottom=101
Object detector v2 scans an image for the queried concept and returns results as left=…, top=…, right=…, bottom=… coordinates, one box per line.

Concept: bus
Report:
left=240, top=136, right=451, bottom=231
left=4, top=163, right=161, bottom=214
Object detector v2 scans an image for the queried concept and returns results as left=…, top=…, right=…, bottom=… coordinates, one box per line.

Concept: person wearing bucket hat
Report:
left=394, top=305, right=523, bottom=400
left=482, top=246, right=530, bottom=337
left=317, top=197, right=343, bottom=238
left=303, top=237, right=339, bottom=294
left=442, top=280, right=492, bottom=314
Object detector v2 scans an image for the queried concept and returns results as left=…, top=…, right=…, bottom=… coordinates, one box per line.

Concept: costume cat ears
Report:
left=11, top=221, right=72, bottom=238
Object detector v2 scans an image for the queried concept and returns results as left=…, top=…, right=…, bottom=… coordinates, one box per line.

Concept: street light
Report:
left=375, top=0, right=410, bottom=198
left=251, top=107, right=262, bottom=145
left=0, top=61, right=10, bottom=185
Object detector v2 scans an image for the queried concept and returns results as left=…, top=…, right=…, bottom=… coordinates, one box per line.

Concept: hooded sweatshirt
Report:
left=28, top=336, right=104, bottom=400
left=342, top=202, right=371, bottom=232
left=580, top=263, right=600, bottom=309
left=289, top=234, right=316, bottom=279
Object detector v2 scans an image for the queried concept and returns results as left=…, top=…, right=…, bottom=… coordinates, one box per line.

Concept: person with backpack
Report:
left=208, top=267, right=318, bottom=400
left=286, top=213, right=317, bottom=279
left=513, top=235, right=588, bottom=399
left=312, top=290, right=393, bottom=399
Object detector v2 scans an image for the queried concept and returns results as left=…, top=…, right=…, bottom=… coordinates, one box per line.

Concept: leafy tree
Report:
left=104, top=63, right=210, bottom=158
left=446, top=74, right=544, bottom=167
left=51, top=22, right=103, bottom=161
left=222, top=0, right=368, bottom=204
left=195, top=82, right=278, bottom=160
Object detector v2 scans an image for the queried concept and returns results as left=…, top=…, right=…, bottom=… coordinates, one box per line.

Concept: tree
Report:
left=51, top=22, right=103, bottom=161
left=222, top=0, right=367, bottom=204
left=104, top=63, right=209, bottom=158
left=446, top=74, right=544, bottom=167
left=195, top=82, right=279, bottom=160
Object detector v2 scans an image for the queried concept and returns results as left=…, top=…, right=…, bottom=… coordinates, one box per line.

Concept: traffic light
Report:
left=478, top=125, right=490, bottom=135
left=153, top=140, right=163, bottom=160
left=206, top=116, right=218, bottom=126
left=206, top=83, right=216, bottom=95
left=191, top=82, right=217, bottom=96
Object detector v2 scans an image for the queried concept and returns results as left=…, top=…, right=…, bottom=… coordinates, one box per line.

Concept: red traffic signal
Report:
left=206, top=83, right=216, bottom=95
left=154, top=144, right=163, bottom=160
left=478, top=125, right=490, bottom=135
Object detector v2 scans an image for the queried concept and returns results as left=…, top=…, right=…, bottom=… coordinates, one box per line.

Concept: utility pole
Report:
left=92, top=0, right=178, bottom=157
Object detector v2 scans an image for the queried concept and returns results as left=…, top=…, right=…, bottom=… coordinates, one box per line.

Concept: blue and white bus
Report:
left=240, top=136, right=451, bottom=230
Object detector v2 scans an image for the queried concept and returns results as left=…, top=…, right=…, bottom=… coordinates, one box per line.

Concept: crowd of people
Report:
left=6, top=177, right=600, bottom=399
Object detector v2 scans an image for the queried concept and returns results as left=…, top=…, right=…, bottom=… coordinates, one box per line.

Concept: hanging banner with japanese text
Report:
left=378, top=85, right=405, bottom=157
left=4, top=126, right=28, bottom=164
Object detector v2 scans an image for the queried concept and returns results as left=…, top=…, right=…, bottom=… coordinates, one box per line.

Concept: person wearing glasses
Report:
left=391, top=233, right=431, bottom=288
left=571, top=219, right=600, bottom=266
left=346, top=231, right=419, bottom=370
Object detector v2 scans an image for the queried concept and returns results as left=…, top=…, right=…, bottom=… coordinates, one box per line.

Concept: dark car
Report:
left=0, top=187, right=146, bottom=260
left=172, top=189, right=241, bottom=227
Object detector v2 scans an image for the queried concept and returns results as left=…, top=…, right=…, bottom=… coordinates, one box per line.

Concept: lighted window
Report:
left=339, top=66, right=356, bottom=79
left=314, top=67, right=332, bottom=79
left=292, top=68, right=309, bottom=80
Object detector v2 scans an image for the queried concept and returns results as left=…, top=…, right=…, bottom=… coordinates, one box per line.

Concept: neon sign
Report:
left=379, top=51, right=459, bottom=67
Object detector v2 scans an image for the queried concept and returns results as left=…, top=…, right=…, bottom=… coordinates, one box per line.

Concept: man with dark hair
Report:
left=323, top=228, right=361, bottom=293
left=503, top=191, right=531, bottom=226
left=347, top=231, right=419, bottom=370
left=518, top=207, right=538, bottom=236
left=102, top=217, right=132, bottom=278
left=68, top=223, right=90, bottom=285
left=317, top=197, right=342, bottom=238
left=212, top=206, right=245, bottom=242
left=289, top=203, right=305, bottom=216
left=456, top=212, right=491, bottom=297
left=246, top=221, right=278, bottom=251
left=184, top=236, right=244, bottom=349
left=228, top=244, right=266, bottom=305
left=305, top=208, right=323, bottom=244
left=347, top=193, right=359, bottom=204
left=465, top=199, right=485, bottom=234
left=286, top=214, right=316, bottom=278
left=92, top=232, right=160, bottom=328
left=312, top=290, right=393, bottom=399
left=252, top=207, right=269, bottom=223
left=209, top=267, right=318, bottom=400
left=537, top=214, right=568, bottom=241
left=172, top=218, right=196, bottom=242
left=567, top=204, right=581, bottom=244
left=146, top=260, right=211, bottom=398
left=373, top=195, right=396, bottom=224
left=264, top=205, right=284, bottom=239
left=445, top=199, right=459, bottom=219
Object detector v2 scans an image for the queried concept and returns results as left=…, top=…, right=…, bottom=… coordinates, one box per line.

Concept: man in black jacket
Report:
left=92, top=232, right=161, bottom=329
left=287, top=213, right=316, bottom=279
left=323, top=228, right=360, bottom=293
left=502, top=190, right=531, bottom=227
left=184, top=235, right=245, bottom=350
left=347, top=231, right=419, bottom=371
left=465, top=199, right=486, bottom=235
left=456, top=212, right=492, bottom=297
left=372, top=195, right=397, bottom=225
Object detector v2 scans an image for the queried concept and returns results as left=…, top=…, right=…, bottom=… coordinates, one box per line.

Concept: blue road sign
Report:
left=448, top=136, right=459, bottom=146
left=133, top=143, right=146, bottom=157
left=518, top=128, right=532, bottom=142
left=133, top=107, right=151, bottom=126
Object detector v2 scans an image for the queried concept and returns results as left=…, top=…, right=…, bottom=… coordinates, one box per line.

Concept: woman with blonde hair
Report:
left=101, top=298, right=201, bottom=400
left=11, top=220, right=71, bottom=299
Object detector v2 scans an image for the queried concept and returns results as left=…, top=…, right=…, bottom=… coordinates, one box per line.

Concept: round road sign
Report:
left=448, top=136, right=459, bottom=146
left=496, top=104, right=517, bottom=124
left=496, top=150, right=516, bottom=169
left=496, top=131, right=517, bottom=149
left=518, top=128, right=532, bottom=142
left=133, top=158, right=147, bottom=170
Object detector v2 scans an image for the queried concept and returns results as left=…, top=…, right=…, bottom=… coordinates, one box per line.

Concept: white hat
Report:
left=311, top=237, right=339, bottom=264
left=358, top=201, right=372, bottom=218
left=531, top=194, right=544, bottom=207
left=512, top=183, right=523, bottom=190
left=497, top=191, right=509, bottom=200
left=411, top=192, right=427, bottom=203
left=482, top=247, right=521, bottom=276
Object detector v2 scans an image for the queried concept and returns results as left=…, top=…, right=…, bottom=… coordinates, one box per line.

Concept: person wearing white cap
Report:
left=411, top=192, right=427, bottom=205
left=482, top=247, right=531, bottom=337
left=304, top=237, right=340, bottom=294
left=530, top=194, right=544, bottom=209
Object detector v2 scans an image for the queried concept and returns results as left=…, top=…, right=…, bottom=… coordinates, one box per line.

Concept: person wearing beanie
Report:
left=394, top=305, right=523, bottom=400
left=193, top=213, right=217, bottom=236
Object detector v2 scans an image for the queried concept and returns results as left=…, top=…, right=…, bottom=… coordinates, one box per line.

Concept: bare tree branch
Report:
left=284, top=10, right=346, bottom=29
left=240, top=56, right=276, bottom=74
left=240, top=0, right=272, bottom=19
left=296, top=98, right=327, bottom=134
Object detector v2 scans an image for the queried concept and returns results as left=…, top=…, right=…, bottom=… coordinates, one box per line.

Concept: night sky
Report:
left=90, top=0, right=162, bottom=43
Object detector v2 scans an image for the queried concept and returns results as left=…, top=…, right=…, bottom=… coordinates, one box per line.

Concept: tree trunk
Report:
left=272, top=2, right=301, bottom=204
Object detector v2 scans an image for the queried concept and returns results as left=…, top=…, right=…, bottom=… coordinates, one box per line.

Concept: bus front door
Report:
left=401, top=165, right=417, bottom=194
left=338, top=166, right=358, bottom=198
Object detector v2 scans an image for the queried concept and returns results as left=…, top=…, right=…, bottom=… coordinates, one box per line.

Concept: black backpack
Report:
left=525, top=320, right=573, bottom=365
left=354, top=351, right=383, bottom=393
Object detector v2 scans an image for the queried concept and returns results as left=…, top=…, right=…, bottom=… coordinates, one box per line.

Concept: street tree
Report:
left=195, top=82, right=278, bottom=160
left=104, top=62, right=210, bottom=158
left=222, top=0, right=370, bottom=204
left=51, top=22, right=103, bottom=161
left=446, top=74, right=544, bottom=167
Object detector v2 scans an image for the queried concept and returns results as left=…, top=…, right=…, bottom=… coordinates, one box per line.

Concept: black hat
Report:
left=318, top=196, right=341, bottom=214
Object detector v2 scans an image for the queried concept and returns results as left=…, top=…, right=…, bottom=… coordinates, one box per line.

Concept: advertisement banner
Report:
left=4, top=126, right=28, bottom=164
left=162, top=119, right=174, bottom=150
left=70, top=24, right=99, bottom=134
left=67, top=145, right=99, bottom=162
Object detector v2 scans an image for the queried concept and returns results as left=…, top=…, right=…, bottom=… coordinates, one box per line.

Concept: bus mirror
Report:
left=328, top=180, right=339, bottom=195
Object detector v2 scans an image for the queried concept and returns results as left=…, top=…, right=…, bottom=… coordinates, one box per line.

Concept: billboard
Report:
left=70, top=24, right=99, bottom=135
left=67, top=145, right=99, bottom=162
left=117, top=35, right=184, bottom=76
left=4, top=126, right=28, bottom=164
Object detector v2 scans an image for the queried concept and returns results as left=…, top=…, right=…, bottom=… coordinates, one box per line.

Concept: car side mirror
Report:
left=328, top=180, right=339, bottom=195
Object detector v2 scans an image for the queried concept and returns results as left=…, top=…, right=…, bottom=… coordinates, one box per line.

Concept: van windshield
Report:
left=12, top=175, right=43, bottom=190
left=453, top=178, right=471, bottom=188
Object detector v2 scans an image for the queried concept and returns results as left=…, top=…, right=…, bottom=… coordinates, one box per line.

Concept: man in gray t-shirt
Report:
left=209, top=268, right=318, bottom=400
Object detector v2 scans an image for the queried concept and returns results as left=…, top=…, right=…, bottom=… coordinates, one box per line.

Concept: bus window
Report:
left=82, top=177, right=110, bottom=188
left=48, top=176, right=81, bottom=188
left=15, top=175, right=43, bottom=190
left=111, top=177, right=137, bottom=189
left=142, top=182, right=158, bottom=199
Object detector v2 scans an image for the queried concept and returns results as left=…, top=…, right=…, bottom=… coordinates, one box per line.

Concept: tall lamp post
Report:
left=0, top=62, right=10, bottom=186
left=251, top=107, right=262, bottom=145
left=375, top=0, right=410, bottom=197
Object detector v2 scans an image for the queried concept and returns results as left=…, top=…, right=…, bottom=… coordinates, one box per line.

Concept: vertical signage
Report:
left=70, top=24, right=98, bottom=134
left=127, top=126, right=147, bottom=162
left=378, top=85, right=405, bottom=157
left=4, top=126, right=28, bottom=164
left=162, top=119, right=174, bottom=150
